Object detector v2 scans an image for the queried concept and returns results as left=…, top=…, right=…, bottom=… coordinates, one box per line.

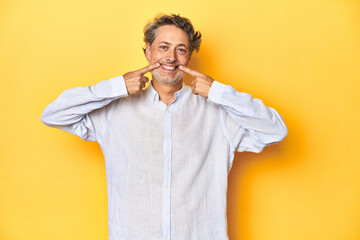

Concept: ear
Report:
left=145, top=43, right=151, bottom=62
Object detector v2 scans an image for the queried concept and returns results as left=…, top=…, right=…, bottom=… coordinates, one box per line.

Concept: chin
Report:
left=152, top=70, right=184, bottom=86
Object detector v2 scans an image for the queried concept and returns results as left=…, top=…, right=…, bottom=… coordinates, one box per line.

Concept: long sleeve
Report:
left=208, top=81, right=287, bottom=153
left=41, top=76, right=128, bottom=142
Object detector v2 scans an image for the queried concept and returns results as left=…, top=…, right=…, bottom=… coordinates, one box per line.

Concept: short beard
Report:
left=152, top=68, right=185, bottom=86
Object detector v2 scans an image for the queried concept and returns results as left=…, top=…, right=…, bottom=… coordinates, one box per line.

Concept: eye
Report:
left=159, top=46, right=168, bottom=50
left=177, top=48, right=187, bottom=54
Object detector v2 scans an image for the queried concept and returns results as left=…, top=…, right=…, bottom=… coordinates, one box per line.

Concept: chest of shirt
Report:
left=99, top=93, right=229, bottom=168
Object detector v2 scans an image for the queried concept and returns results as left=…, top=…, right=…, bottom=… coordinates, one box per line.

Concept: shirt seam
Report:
left=219, top=107, right=235, bottom=152
left=97, top=100, right=117, bottom=144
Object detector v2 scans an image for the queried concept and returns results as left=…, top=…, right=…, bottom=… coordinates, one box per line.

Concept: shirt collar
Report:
left=147, top=81, right=186, bottom=104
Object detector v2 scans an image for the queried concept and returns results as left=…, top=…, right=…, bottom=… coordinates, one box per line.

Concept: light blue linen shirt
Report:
left=41, top=76, right=287, bottom=240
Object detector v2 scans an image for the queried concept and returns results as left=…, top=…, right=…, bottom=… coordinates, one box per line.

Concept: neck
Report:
left=152, top=79, right=183, bottom=106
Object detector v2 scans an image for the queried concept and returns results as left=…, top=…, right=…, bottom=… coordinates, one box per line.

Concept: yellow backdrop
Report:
left=1, top=0, right=359, bottom=239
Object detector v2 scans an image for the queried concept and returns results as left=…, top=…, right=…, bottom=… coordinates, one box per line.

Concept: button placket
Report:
left=162, top=107, right=172, bottom=239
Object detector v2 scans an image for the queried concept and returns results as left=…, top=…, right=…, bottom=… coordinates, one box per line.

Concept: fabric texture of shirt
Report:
left=41, top=75, right=287, bottom=240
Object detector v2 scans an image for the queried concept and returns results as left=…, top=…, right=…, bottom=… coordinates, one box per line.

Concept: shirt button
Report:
left=166, top=109, right=170, bottom=112
left=166, top=159, right=170, bottom=163
left=166, top=133, right=169, bottom=137
left=165, top=211, right=169, bottom=215
left=165, top=184, right=169, bottom=188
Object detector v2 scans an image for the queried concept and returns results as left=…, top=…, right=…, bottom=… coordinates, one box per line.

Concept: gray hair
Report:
left=143, top=14, right=202, bottom=55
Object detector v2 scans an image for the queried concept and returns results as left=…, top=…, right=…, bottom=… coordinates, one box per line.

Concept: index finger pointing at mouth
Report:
left=137, top=62, right=160, bottom=75
left=179, top=66, right=201, bottom=77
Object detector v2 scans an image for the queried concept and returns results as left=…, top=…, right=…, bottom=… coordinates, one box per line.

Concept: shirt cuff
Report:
left=108, top=75, right=129, bottom=97
left=208, top=80, right=225, bottom=103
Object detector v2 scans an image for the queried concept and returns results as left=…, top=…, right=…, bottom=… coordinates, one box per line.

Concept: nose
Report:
left=165, top=49, right=177, bottom=63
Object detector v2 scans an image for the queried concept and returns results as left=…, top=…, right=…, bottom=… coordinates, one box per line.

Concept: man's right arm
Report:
left=41, top=63, right=160, bottom=142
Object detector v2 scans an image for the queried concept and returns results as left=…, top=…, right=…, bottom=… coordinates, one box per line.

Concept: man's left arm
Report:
left=180, top=66, right=287, bottom=153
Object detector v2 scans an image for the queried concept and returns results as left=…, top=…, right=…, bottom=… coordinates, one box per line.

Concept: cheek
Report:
left=177, top=53, right=190, bottom=63
left=150, top=53, right=164, bottom=63
left=179, top=57, right=189, bottom=65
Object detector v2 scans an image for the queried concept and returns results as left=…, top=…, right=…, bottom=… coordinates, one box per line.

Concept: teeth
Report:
left=162, top=65, right=176, bottom=70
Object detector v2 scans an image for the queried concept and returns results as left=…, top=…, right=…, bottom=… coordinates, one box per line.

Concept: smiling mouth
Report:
left=160, top=64, right=181, bottom=71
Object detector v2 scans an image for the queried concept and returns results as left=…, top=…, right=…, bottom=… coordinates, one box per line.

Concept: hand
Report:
left=179, top=66, right=214, bottom=98
left=123, top=63, right=160, bottom=95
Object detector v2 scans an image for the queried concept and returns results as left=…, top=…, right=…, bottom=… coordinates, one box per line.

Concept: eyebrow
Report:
left=159, top=41, right=188, bottom=48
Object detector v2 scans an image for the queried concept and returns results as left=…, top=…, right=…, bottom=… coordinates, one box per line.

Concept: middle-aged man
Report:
left=41, top=14, right=287, bottom=240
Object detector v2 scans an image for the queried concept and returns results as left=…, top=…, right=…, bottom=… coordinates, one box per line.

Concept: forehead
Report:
left=153, top=25, right=189, bottom=47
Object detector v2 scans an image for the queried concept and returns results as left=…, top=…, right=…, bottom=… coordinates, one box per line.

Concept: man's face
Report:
left=145, top=25, right=191, bottom=85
